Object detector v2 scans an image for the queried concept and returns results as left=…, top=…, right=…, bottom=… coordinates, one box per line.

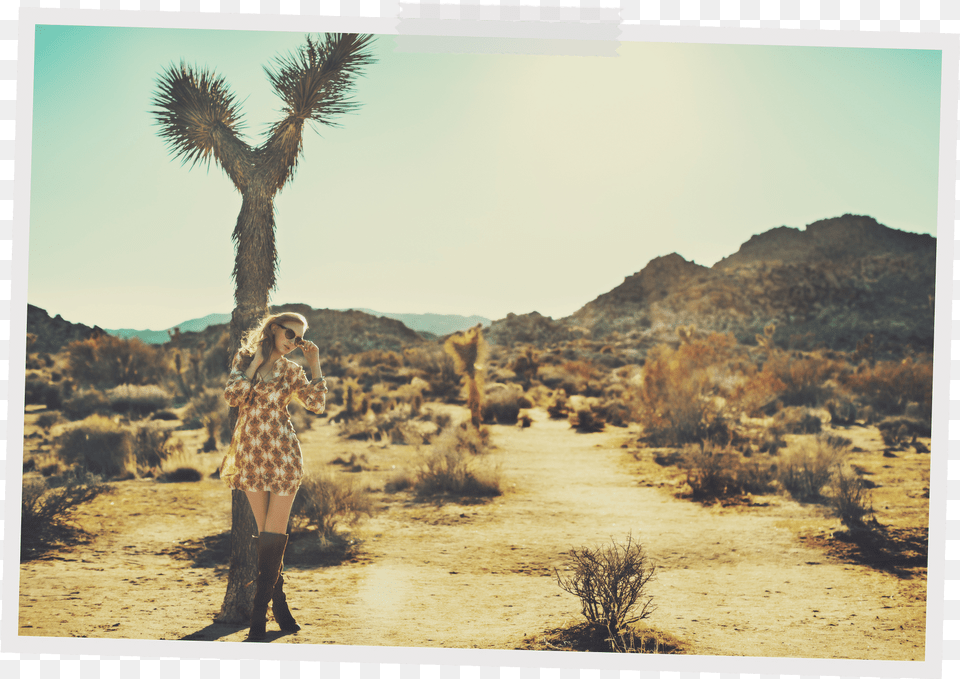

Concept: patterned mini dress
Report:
left=222, top=352, right=328, bottom=495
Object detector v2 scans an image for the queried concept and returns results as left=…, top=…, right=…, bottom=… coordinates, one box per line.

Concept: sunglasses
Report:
left=275, top=323, right=304, bottom=346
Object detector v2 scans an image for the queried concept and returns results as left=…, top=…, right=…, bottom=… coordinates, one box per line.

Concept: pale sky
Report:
left=26, top=25, right=943, bottom=331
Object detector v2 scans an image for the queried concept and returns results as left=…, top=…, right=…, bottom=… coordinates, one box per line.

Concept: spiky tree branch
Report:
left=152, top=62, right=253, bottom=191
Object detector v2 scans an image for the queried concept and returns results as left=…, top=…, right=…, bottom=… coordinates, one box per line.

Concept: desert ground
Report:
left=17, top=401, right=929, bottom=660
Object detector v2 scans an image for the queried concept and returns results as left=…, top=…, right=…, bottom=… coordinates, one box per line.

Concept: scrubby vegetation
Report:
left=554, top=534, right=658, bottom=653
left=21, top=468, right=112, bottom=559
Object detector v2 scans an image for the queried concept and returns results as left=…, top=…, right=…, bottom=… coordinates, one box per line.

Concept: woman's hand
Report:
left=301, top=340, right=320, bottom=363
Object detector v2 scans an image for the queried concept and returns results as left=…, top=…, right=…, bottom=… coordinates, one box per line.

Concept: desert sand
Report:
left=17, top=405, right=928, bottom=660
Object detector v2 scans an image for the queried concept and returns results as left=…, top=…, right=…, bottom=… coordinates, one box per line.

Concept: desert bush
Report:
left=56, top=415, right=135, bottom=478
left=403, top=344, right=460, bottom=401
left=554, top=534, right=657, bottom=653
left=510, top=346, right=540, bottom=388
left=538, top=360, right=601, bottom=396
left=777, top=434, right=849, bottom=502
left=877, top=416, right=929, bottom=446
left=25, top=376, right=66, bottom=410
left=773, top=406, right=823, bottom=434
left=482, top=385, right=526, bottom=425
left=413, top=425, right=500, bottom=498
left=759, top=351, right=843, bottom=407
left=20, top=468, right=111, bottom=559
left=826, top=396, right=858, bottom=426
left=831, top=465, right=874, bottom=528
left=108, top=384, right=172, bottom=418
left=181, top=388, right=227, bottom=428
left=547, top=393, right=570, bottom=420
left=842, top=357, right=932, bottom=419
left=569, top=404, right=606, bottom=433
left=62, top=388, right=110, bottom=421
left=133, top=423, right=185, bottom=470
left=636, top=333, right=741, bottom=446
left=291, top=472, right=375, bottom=539
left=64, top=333, right=170, bottom=389
left=680, top=442, right=777, bottom=500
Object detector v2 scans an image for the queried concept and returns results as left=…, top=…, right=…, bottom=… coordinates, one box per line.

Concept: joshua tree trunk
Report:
left=214, top=190, right=277, bottom=624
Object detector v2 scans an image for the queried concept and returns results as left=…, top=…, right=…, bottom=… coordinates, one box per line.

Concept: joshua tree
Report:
left=152, top=33, right=376, bottom=624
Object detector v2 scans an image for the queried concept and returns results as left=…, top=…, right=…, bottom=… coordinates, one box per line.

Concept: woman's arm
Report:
left=224, top=349, right=264, bottom=407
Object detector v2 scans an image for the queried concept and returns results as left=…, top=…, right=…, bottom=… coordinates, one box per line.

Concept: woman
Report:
left=221, top=311, right=327, bottom=641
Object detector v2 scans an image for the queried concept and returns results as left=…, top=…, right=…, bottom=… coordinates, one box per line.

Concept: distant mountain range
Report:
left=27, top=214, right=935, bottom=359
left=106, top=310, right=491, bottom=345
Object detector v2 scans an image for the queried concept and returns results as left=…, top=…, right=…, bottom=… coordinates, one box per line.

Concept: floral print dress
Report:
left=222, top=352, right=327, bottom=495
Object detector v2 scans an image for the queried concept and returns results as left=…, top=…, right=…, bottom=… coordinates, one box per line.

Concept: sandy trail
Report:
left=17, top=408, right=926, bottom=659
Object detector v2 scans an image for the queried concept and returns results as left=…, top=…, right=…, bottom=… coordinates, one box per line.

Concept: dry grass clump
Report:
left=56, top=415, right=136, bottom=478
left=520, top=620, right=685, bottom=654
left=107, top=384, right=172, bottom=418
left=773, top=406, right=823, bottom=434
left=21, top=467, right=112, bottom=560
left=569, top=403, right=606, bottom=433
left=55, top=415, right=186, bottom=479
left=554, top=534, right=657, bottom=653
left=62, top=388, right=110, bottom=421
left=291, top=472, right=376, bottom=541
left=680, top=441, right=777, bottom=500
left=482, top=384, right=529, bottom=425
left=402, top=344, right=460, bottom=401
left=777, top=434, right=849, bottom=502
left=831, top=464, right=875, bottom=528
left=412, top=425, right=501, bottom=498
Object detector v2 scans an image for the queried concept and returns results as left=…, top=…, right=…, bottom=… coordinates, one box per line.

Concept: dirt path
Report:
left=17, top=408, right=926, bottom=659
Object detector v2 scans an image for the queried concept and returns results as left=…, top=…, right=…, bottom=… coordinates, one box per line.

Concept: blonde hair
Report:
left=237, top=312, right=309, bottom=368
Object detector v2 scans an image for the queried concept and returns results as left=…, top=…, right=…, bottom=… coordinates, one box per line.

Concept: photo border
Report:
left=2, top=4, right=956, bottom=679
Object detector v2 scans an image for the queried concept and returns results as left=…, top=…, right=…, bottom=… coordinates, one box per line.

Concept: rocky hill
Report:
left=26, top=305, right=106, bottom=355
left=27, top=304, right=428, bottom=357
left=562, top=214, right=935, bottom=354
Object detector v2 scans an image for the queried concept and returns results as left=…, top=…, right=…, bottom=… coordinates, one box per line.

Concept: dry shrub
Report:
left=842, top=357, right=932, bottom=418
left=56, top=415, right=136, bottom=478
left=826, top=396, right=858, bottom=425
left=554, top=534, right=657, bottom=653
left=777, top=434, right=849, bottom=502
left=538, top=360, right=600, bottom=396
left=831, top=465, right=874, bottom=528
left=877, top=416, right=929, bottom=446
left=636, top=333, right=740, bottom=445
left=569, top=404, right=606, bottom=433
left=20, top=468, right=111, bottom=559
left=291, top=472, right=375, bottom=540
left=64, top=334, right=170, bottom=388
left=403, top=344, right=460, bottom=401
left=413, top=425, right=500, bottom=498
left=773, top=406, right=823, bottom=434
left=681, top=441, right=776, bottom=500
left=482, top=384, right=527, bottom=425
left=133, top=423, right=185, bottom=471
left=62, top=388, right=110, bottom=421
left=759, top=351, right=843, bottom=407
left=547, top=393, right=570, bottom=420
left=108, top=384, right=172, bottom=418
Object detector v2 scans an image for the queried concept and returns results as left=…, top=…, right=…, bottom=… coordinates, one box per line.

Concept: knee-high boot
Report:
left=246, top=531, right=287, bottom=642
left=272, top=558, right=301, bottom=632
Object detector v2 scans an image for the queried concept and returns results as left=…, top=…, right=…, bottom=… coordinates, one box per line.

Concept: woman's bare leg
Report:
left=263, top=492, right=297, bottom=534
left=244, top=490, right=269, bottom=534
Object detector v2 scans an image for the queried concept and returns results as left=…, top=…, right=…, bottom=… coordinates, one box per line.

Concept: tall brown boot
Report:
left=245, top=532, right=287, bottom=642
left=272, top=567, right=301, bottom=632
